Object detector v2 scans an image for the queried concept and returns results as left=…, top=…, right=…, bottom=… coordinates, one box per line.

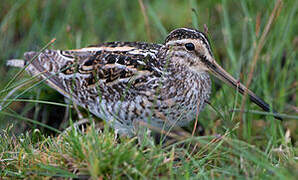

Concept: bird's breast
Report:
left=153, top=70, right=211, bottom=127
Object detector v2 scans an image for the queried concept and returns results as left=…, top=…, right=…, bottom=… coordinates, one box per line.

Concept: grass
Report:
left=0, top=0, right=297, bottom=179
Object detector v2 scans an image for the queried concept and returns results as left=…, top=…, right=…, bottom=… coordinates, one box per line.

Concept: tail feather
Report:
left=24, top=51, right=37, bottom=61
left=6, top=52, right=39, bottom=68
left=7, top=50, right=73, bottom=100
left=6, top=59, right=26, bottom=68
left=6, top=49, right=94, bottom=107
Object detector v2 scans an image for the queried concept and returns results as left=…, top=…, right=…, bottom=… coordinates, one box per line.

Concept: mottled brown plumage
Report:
left=7, top=28, right=281, bottom=136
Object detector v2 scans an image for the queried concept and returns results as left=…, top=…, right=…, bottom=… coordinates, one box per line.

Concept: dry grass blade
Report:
left=137, top=121, right=190, bottom=141
left=138, top=0, right=152, bottom=41
left=3, top=38, right=56, bottom=92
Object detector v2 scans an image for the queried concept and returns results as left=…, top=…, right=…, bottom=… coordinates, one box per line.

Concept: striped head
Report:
left=165, top=28, right=213, bottom=72
left=164, top=28, right=282, bottom=120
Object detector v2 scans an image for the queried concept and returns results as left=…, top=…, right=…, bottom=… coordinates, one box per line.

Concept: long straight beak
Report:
left=204, top=57, right=282, bottom=120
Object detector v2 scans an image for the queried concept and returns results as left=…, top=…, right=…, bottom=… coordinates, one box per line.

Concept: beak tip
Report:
left=273, top=111, right=283, bottom=121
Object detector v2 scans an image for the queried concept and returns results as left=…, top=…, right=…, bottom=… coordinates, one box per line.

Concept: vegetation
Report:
left=0, top=0, right=297, bottom=179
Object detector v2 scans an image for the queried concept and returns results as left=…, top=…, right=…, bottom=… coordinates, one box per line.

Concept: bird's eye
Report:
left=185, top=43, right=195, bottom=51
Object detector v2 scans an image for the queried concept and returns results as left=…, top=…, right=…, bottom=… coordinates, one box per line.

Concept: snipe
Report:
left=7, top=28, right=282, bottom=136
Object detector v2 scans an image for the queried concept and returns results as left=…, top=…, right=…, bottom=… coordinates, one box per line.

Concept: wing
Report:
left=20, top=42, right=165, bottom=107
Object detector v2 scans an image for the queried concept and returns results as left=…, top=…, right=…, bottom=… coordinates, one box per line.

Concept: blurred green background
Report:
left=0, top=0, right=297, bottom=178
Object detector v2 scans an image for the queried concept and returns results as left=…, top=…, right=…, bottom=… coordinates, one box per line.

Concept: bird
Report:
left=7, top=28, right=282, bottom=136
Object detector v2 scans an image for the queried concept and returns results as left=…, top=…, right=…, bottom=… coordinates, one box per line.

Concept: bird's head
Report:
left=165, top=28, right=282, bottom=120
